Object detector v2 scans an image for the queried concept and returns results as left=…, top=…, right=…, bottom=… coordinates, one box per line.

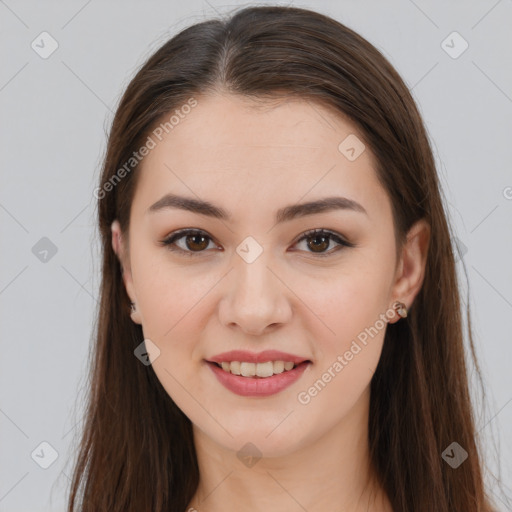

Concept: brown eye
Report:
left=184, top=233, right=209, bottom=251
left=306, top=233, right=330, bottom=253
left=294, top=228, right=353, bottom=257
left=162, top=228, right=353, bottom=258
left=161, top=229, right=217, bottom=256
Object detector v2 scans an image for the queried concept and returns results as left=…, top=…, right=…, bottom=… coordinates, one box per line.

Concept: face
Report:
left=112, top=93, right=427, bottom=457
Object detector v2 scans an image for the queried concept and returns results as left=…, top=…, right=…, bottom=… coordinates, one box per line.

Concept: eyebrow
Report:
left=147, top=193, right=367, bottom=223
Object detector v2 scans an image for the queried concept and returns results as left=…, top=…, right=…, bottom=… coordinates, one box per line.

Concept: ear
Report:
left=388, top=219, right=430, bottom=323
left=111, top=220, right=142, bottom=324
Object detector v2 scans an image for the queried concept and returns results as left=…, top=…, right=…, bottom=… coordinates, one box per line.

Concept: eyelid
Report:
left=291, top=228, right=354, bottom=249
left=160, top=228, right=220, bottom=257
left=161, top=227, right=354, bottom=257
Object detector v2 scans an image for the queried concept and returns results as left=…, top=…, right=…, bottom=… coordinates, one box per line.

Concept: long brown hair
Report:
left=67, top=5, right=499, bottom=511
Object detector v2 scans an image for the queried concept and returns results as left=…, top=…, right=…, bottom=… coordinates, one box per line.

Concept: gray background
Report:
left=1, top=0, right=511, bottom=510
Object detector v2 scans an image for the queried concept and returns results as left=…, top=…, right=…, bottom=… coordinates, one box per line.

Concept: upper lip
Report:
left=207, top=350, right=310, bottom=365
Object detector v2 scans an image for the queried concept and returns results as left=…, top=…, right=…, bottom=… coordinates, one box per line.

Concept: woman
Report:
left=67, top=5, right=498, bottom=511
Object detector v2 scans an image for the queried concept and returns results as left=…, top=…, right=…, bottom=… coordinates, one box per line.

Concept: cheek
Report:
left=293, top=253, right=394, bottom=410
left=294, top=285, right=389, bottom=432
left=130, top=247, right=221, bottom=404
left=130, top=243, right=210, bottom=339
left=306, top=257, right=394, bottom=355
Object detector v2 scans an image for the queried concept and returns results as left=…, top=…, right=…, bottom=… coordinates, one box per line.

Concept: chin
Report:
left=203, top=418, right=311, bottom=458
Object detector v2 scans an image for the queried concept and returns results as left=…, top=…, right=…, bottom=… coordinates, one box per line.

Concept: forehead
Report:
left=132, top=93, right=388, bottom=223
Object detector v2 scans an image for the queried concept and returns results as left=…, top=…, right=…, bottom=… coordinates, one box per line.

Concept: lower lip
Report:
left=206, top=361, right=310, bottom=397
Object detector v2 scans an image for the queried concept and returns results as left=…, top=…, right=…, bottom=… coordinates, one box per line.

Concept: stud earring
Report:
left=130, top=302, right=136, bottom=313
left=394, top=301, right=408, bottom=319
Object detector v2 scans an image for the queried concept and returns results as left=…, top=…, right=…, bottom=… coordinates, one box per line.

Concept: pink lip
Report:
left=207, top=350, right=309, bottom=365
left=205, top=360, right=311, bottom=397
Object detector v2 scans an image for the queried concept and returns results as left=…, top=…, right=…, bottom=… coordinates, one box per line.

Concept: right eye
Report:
left=160, top=229, right=219, bottom=257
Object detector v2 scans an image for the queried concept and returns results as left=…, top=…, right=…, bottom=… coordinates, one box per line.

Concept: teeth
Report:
left=230, top=361, right=241, bottom=375
left=240, top=362, right=256, bottom=377
left=217, top=360, right=300, bottom=377
left=273, top=361, right=284, bottom=374
left=256, top=361, right=273, bottom=378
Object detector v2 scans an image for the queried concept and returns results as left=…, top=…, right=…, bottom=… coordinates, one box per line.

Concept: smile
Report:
left=206, top=360, right=311, bottom=397
left=216, top=360, right=295, bottom=377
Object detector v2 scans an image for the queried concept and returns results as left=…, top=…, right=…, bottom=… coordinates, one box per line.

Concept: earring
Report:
left=130, top=302, right=136, bottom=313
left=394, top=301, right=408, bottom=319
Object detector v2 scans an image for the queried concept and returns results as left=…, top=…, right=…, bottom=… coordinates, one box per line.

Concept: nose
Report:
left=218, top=250, right=293, bottom=336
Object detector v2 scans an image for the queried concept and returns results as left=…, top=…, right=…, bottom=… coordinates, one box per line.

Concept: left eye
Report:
left=161, top=228, right=353, bottom=257
left=292, top=228, right=353, bottom=256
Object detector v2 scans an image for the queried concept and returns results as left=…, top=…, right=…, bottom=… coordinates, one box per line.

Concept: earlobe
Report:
left=130, top=301, right=142, bottom=325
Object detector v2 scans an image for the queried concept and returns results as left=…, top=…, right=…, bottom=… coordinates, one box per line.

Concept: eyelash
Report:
left=160, top=228, right=354, bottom=258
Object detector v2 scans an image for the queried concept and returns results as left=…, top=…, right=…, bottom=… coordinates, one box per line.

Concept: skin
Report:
left=111, top=92, right=429, bottom=512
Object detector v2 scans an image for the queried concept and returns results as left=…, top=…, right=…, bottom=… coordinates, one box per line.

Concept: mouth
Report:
left=205, top=359, right=312, bottom=397
left=208, top=360, right=311, bottom=378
